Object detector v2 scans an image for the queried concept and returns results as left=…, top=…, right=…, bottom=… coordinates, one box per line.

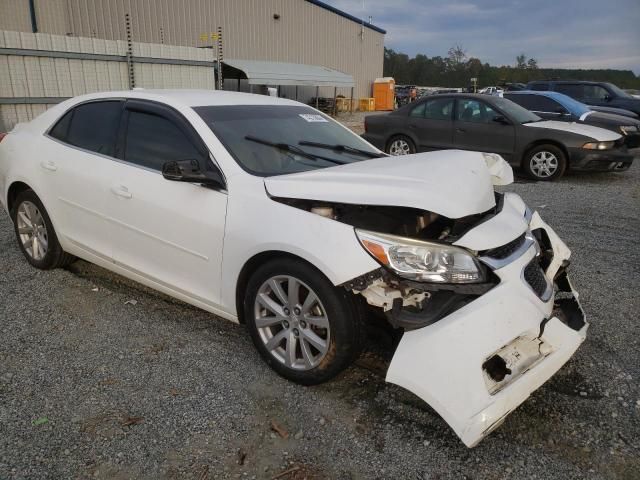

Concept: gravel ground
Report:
left=1, top=160, right=639, bottom=479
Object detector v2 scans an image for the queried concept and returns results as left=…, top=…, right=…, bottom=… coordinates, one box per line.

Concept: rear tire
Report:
left=244, top=258, right=362, bottom=385
left=522, top=144, right=567, bottom=181
left=386, top=135, right=416, bottom=156
left=11, top=189, right=75, bottom=270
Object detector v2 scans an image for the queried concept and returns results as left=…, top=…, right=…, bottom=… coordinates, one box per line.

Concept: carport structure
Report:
left=220, top=59, right=355, bottom=114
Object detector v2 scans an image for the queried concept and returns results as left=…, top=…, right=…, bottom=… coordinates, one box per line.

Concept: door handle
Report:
left=456, top=128, right=466, bottom=133
left=111, top=185, right=132, bottom=199
left=409, top=123, right=418, bottom=129
left=40, top=160, right=57, bottom=171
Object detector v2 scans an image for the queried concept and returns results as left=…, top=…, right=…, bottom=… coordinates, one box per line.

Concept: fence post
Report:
left=125, top=14, right=135, bottom=89
left=216, top=26, right=223, bottom=90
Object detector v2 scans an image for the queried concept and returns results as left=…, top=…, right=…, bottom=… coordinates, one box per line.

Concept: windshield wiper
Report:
left=298, top=140, right=385, bottom=158
left=245, top=136, right=347, bottom=165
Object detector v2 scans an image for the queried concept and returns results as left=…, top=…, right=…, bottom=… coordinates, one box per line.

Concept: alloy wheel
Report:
left=16, top=201, right=48, bottom=261
left=530, top=151, right=559, bottom=178
left=389, top=139, right=411, bottom=155
left=254, top=275, right=330, bottom=370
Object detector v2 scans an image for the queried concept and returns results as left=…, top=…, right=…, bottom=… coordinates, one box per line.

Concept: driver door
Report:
left=453, top=98, right=515, bottom=160
left=107, top=99, right=228, bottom=307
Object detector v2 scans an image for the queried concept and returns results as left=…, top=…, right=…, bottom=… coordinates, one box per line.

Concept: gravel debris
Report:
left=0, top=159, right=639, bottom=479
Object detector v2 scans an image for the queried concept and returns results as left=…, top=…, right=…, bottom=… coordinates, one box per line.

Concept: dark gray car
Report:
left=362, top=94, right=633, bottom=181
left=504, top=91, right=640, bottom=149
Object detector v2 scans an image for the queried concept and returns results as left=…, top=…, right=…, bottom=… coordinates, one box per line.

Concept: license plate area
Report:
left=482, top=333, right=552, bottom=395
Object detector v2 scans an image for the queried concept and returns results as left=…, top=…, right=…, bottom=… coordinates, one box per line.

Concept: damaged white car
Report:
left=0, top=90, right=587, bottom=447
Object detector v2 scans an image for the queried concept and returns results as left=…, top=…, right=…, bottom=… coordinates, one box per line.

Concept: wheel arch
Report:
left=234, top=250, right=334, bottom=324
left=7, top=181, right=35, bottom=214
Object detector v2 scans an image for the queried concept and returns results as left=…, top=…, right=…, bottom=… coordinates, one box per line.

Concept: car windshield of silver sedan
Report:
left=195, top=105, right=381, bottom=176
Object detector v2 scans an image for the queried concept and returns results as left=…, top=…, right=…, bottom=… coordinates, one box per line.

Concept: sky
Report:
left=323, top=0, right=640, bottom=74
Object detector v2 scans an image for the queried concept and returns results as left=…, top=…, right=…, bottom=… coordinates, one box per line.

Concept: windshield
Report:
left=195, top=105, right=379, bottom=176
left=492, top=96, right=541, bottom=123
left=606, top=83, right=633, bottom=99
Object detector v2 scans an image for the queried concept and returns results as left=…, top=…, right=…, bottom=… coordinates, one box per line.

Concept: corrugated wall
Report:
left=1, top=0, right=384, bottom=99
left=0, top=30, right=216, bottom=131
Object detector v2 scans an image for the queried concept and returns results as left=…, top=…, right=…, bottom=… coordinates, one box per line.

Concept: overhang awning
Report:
left=221, top=59, right=354, bottom=88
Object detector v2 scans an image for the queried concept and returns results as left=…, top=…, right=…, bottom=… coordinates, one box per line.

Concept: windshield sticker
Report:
left=299, top=114, right=328, bottom=123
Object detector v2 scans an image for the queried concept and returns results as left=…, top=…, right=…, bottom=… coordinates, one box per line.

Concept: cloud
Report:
left=324, top=0, right=640, bottom=73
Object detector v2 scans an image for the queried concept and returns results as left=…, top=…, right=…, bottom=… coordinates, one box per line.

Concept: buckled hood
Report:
left=264, top=150, right=511, bottom=219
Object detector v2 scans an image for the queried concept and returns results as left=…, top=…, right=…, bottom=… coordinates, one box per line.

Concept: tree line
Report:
left=383, top=46, right=640, bottom=89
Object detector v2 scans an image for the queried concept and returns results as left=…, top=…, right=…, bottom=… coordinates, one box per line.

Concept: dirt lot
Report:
left=1, top=152, right=639, bottom=479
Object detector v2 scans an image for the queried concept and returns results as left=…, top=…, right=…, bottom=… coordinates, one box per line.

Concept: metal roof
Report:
left=221, top=59, right=355, bottom=88
left=304, top=0, right=386, bottom=34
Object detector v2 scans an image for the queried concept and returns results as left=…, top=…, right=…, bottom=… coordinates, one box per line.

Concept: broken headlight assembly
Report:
left=356, top=229, right=486, bottom=283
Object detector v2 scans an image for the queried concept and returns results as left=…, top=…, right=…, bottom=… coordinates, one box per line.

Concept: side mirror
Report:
left=162, top=159, right=225, bottom=189
left=492, top=115, right=510, bottom=125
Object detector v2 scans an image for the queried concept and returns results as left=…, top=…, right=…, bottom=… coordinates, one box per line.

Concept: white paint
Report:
left=524, top=119, right=621, bottom=141
left=265, top=150, right=498, bottom=219
left=579, top=111, right=593, bottom=121
left=387, top=212, right=587, bottom=447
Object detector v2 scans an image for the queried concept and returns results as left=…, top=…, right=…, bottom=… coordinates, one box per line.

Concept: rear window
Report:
left=49, top=101, right=123, bottom=157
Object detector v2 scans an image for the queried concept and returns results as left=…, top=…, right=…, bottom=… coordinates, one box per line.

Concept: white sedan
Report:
left=0, top=90, right=587, bottom=447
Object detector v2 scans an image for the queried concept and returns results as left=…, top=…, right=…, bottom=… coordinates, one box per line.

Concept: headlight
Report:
left=582, top=141, right=614, bottom=150
left=620, top=125, right=638, bottom=135
left=356, top=229, right=485, bottom=283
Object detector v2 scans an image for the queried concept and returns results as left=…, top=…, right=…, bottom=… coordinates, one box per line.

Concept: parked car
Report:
left=526, top=80, right=640, bottom=116
left=363, top=93, right=633, bottom=180
left=0, top=90, right=587, bottom=447
left=587, top=105, right=639, bottom=119
left=504, top=91, right=640, bottom=149
left=479, top=86, right=504, bottom=96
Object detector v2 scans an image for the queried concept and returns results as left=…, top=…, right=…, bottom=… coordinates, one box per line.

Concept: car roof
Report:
left=528, top=80, right=605, bottom=86
left=61, top=89, right=303, bottom=108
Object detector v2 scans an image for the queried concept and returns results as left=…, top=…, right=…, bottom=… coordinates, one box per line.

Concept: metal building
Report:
left=1, top=0, right=386, bottom=100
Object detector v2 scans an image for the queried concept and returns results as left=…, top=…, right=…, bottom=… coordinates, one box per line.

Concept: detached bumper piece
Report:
left=385, top=211, right=588, bottom=447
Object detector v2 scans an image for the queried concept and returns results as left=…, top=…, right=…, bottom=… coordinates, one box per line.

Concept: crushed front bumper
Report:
left=385, top=211, right=587, bottom=447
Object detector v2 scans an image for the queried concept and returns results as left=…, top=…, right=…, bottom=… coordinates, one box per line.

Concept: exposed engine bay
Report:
left=274, top=196, right=504, bottom=331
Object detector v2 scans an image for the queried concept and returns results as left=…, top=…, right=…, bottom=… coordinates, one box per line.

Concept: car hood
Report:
left=582, top=110, right=640, bottom=126
left=524, top=120, right=621, bottom=141
left=264, top=150, right=510, bottom=219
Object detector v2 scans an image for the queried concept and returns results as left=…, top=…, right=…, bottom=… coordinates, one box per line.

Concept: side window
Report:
left=124, top=110, right=204, bottom=171
left=456, top=99, right=499, bottom=123
left=505, top=94, right=535, bottom=110
left=63, top=101, right=122, bottom=156
left=555, top=84, right=584, bottom=100
left=409, top=103, right=426, bottom=118
left=423, top=98, right=453, bottom=120
left=528, top=96, right=564, bottom=113
left=529, top=83, right=549, bottom=91
left=49, top=110, right=73, bottom=141
left=583, top=85, right=610, bottom=102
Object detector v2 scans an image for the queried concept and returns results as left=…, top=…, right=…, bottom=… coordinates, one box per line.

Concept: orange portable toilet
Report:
left=373, top=77, right=395, bottom=111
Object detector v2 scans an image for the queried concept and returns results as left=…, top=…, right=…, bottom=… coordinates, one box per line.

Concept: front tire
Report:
left=244, top=258, right=362, bottom=385
left=386, top=135, right=416, bottom=156
left=522, top=144, right=567, bottom=181
left=11, top=189, right=75, bottom=269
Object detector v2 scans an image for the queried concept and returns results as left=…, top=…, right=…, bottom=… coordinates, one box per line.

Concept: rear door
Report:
left=43, top=100, right=124, bottom=260
left=406, top=97, right=454, bottom=151
left=453, top=98, right=515, bottom=159
left=107, top=99, right=228, bottom=307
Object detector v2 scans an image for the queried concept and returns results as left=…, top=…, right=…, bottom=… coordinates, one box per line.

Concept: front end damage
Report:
left=265, top=151, right=586, bottom=447
left=347, top=206, right=587, bottom=447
